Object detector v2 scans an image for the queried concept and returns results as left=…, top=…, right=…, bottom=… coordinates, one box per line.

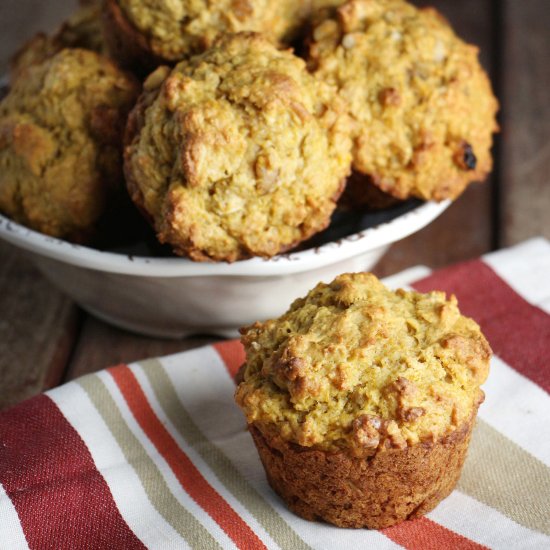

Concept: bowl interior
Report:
left=0, top=197, right=450, bottom=277
left=105, top=199, right=423, bottom=257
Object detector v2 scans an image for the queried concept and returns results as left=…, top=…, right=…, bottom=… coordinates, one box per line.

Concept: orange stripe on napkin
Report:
left=214, top=340, right=246, bottom=378
left=109, top=364, right=267, bottom=550
left=382, top=516, right=488, bottom=550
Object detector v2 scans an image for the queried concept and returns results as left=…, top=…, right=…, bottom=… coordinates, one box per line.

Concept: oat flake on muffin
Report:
left=124, top=32, right=352, bottom=262
left=307, top=0, right=499, bottom=200
left=236, top=272, right=491, bottom=451
left=0, top=49, right=139, bottom=242
left=103, top=0, right=312, bottom=69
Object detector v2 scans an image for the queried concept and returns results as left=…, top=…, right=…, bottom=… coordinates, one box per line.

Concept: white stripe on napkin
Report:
left=98, top=370, right=235, bottom=550
left=160, top=349, right=403, bottom=550
left=0, top=484, right=29, bottom=550
left=48, top=382, right=185, bottom=550
left=428, top=490, right=549, bottom=549
left=483, top=238, right=550, bottom=314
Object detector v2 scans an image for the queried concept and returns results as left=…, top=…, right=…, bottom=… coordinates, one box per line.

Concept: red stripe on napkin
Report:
left=413, top=260, right=550, bottom=393
left=0, top=394, right=144, bottom=550
left=109, top=364, right=267, bottom=550
left=214, top=340, right=246, bottom=379
left=383, top=516, right=488, bottom=549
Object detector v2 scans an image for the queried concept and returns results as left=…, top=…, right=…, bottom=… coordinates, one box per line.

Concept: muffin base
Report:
left=338, top=171, right=403, bottom=211
left=101, top=0, right=163, bottom=74
left=250, top=415, right=476, bottom=529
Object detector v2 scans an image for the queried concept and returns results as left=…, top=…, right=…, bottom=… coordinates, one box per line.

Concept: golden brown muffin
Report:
left=0, top=49, right=140, bottom=243
left=307, top=0, right=499, bottom=201
left=10, top=2, right=108, bottom=81
left=102, top=0, right=312, bottom=70
left=124, top=33, right=352, bottom=262
left=235, top=272, right=491, bottom=528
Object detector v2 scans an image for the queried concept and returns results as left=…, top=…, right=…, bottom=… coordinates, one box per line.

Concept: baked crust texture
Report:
left=307, top=0, right=499, bottom=200
left=124, top=33, right=352, bottom=261
left=102, top=0, right=312, bottom=67
left=236, top=273, right=490, bottom=452
left=101, top=0, right=165, bottom=74
left=250, top=412, right=476, bottom=529
left=0, top=49, right=140, bottom=242
left=236, top=272, right=490, bottom=527
left=10, top=2, right=108, bottom=82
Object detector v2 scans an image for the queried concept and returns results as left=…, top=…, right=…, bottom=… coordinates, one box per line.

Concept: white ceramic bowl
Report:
left=0, top=200, right=449, bottom=338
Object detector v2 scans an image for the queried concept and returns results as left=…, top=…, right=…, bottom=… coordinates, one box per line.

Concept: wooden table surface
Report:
left=1, top=1, right=549, bottom=410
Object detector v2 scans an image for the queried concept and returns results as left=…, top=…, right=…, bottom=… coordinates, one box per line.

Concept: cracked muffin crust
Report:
left=10, top=2, right=108, bottom=82
left=102, top=0, right=312, bottom=69
left=124, top=33, right=352, bottom=262
left=0, top=49, right=140, bottom=242
left=235, top=272, right=491, bottom=527
left=307, top=0, right=499, bottom=200
left=236, top=272, right=490, bottom=451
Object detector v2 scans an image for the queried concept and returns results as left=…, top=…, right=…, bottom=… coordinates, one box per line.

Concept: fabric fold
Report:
left=0, top=238, right=548, bottom=550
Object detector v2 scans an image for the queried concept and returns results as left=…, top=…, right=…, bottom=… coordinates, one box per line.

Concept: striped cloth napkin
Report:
left=1, top=238, right=549, bottom=550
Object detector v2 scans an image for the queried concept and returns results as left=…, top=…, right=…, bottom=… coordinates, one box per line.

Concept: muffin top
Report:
left=125, top=33, right=352, bottom=261
left=0, top=48, right=139, bottom=242
left=307, top=0, right=499, bottom=200
left=113, top=0, right=310, bottom=62
left=11, top=2, right=107, bottom=81
left=235, top=272, right=491, bottom=456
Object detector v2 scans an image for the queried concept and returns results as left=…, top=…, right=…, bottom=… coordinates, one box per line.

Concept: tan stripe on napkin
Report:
left=140, top=359, right=312, bottom=550
left=79, top=375, right=222, bottom=549
left=459, top=419, right=550, bottom=535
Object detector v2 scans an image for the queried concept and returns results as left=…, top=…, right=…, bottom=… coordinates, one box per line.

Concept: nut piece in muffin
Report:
left=235, top=272, right=491, bottom=528
left=124, top=32, right=352, bottom=262
left=10, top=2, right=108, bottom=82
left=0, top=49, right=140, bottom=243
left=307, top=0, right=499, bottom=201
left=102, top=0, right=312, bottom=70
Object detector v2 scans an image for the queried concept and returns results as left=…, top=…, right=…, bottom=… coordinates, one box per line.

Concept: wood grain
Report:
left=66, top=316, right=216, bottom=380
left=0, top=0, right=78, bottom=75
left=0, top=2, right=82, bottom=410
left=375, top=0, right=497, bottom=277
left=0, top=241, right=79, bottom=410
left=499, top=0, right=550, bottom=246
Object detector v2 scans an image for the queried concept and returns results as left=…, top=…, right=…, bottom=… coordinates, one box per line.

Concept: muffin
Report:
left=235, top=273, right=491, bottom=528
left=124, top=32, right=352, bottom=262
left=10, top=1, right=108, bottom=81
left=102, top=0, right=312, bottom=71
left=0, top=49, right=140, bottom=243
left=307, top=0, right=499, bottom=201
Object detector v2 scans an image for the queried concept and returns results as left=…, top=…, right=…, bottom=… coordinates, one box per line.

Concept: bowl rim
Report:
left=0, top=200, right=450, bottom=277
